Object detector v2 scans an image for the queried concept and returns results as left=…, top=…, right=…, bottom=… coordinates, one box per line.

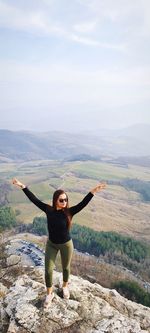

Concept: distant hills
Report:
left=0, top=124, right=150, bottom=162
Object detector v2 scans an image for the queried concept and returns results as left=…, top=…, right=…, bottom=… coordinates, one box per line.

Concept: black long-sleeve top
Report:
left=23, top=187, right=93, bottom=244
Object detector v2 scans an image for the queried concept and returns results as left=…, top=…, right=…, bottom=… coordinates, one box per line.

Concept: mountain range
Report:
left=0, top=124, right=150, bottom=162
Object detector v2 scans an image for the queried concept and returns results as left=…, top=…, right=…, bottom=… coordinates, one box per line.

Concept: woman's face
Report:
left=56, top=193, right=68, bottom=210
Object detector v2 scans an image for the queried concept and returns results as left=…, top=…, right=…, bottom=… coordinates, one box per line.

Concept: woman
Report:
left=12, top=178, right=106, bottom=307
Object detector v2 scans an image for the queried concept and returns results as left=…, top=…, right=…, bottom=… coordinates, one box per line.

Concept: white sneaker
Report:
left=63, top=286, right=70, bottom=299
left=44, top=293, right=54, bottom=308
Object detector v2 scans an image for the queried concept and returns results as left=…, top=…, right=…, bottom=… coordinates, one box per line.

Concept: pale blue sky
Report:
left=0, top=0, right=150, bottom=131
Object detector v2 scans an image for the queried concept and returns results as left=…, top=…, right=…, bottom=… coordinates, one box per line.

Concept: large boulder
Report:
left=0, top=268, right=150, bottom=333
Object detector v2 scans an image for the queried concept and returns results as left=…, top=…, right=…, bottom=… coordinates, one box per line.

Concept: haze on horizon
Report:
left=0, top=0, right=150, bottom=132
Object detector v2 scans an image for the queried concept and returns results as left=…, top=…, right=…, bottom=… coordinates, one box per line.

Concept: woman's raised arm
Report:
left=12, top=178, right=48, bottom=212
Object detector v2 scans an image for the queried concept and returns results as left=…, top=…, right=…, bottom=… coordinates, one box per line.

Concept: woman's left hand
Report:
left=90, top=183, right=107, bottom=194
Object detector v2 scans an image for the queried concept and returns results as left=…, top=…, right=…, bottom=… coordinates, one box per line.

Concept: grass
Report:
left=71, top=161, right=132, bottom=180
left=1, top=159, right=150, bottom=243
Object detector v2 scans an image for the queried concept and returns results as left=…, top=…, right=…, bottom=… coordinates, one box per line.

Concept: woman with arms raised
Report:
left=12, top=178, right=106, bottom=308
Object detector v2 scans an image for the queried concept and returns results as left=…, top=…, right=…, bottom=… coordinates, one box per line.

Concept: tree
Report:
left=0, top=206, right=16, bottom=231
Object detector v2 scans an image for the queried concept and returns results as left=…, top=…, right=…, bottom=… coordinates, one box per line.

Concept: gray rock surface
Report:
left=6, top=255, right=21, bottom=267
left=0, top=268, right=150, bottom=333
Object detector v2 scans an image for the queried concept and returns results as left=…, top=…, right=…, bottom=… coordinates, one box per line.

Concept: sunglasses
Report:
left=58, top=198, right=68, bottom=203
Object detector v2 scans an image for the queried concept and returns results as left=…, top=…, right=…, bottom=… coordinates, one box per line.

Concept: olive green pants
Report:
left=45, top=239, right=74, bottom=288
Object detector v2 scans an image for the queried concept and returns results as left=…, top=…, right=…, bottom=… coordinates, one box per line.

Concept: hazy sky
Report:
left=0, top=0, right=150, bottom=132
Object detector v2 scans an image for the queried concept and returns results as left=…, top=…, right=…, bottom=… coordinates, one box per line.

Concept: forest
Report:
left=122, top=178, right=150, bottom=202
left=29, top=217, right=150, bottom=269
left=1, top=209, right=150, bottom=307
left=1, top=209, right=149, bottom=269
left=113, top=280, right=150, bottom=307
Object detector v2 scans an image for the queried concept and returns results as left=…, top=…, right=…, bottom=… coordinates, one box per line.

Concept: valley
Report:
left=1, top=158, right=150, bottom=243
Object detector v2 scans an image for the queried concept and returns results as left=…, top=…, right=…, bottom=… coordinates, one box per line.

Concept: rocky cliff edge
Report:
left=0, top=257, right=150, bottom=333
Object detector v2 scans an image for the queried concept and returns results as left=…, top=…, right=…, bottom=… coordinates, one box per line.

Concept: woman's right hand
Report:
left=12, top=178, right=26, bottom=189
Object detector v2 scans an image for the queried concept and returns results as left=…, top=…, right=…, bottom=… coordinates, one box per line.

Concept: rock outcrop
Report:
left=0, top=267, right=150, bottom=333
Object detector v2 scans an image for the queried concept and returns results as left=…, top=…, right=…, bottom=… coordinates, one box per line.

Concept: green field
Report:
left=1, top=159, right=150, bottom=243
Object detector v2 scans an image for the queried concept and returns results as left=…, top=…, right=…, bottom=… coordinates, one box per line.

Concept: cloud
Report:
left=0, top=0, right=150, bottom=131
left=0, top=0, right=129, bottom=50
left=69, top=34, right=126, bottom=51
left=73, top=20, right=97, bottom=33
left=0, top=1, right=64, bottom=36
left=83, top=0, right=150, bottom=35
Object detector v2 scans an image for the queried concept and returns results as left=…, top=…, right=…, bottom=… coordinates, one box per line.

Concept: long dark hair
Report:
left=52, top=189, right=72, bottom=229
